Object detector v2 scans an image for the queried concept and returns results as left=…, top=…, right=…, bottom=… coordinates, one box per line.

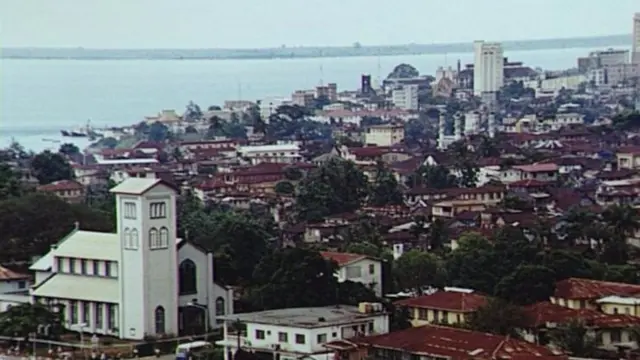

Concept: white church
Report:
left=29, top=178, right=234, bottom=340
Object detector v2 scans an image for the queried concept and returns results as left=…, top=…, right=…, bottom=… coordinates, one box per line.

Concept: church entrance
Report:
left=178, top=306, right=206, bottom=336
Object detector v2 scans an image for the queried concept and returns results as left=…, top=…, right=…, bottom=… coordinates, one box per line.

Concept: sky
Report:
left=0, top=0, right=638, bottom=49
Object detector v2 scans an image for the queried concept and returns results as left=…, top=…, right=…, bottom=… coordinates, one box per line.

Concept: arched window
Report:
left=123, top=228, right=131, bottom=249
left=149, top=228, right=159, bottom=249
left=154, top=306, right=165, bottom=334
left=215, top=297, right=225, bottom=316
left=179, top=260, right=197, bottom=295
left=130, top=229, right=139, bottom=249
left=159, top=227, right=169, bottom=248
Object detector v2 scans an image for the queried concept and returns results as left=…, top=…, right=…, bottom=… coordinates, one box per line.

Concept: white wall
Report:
left=336, top=259, right=383, bottom=296
left=0, top=279, right=29, bottom=294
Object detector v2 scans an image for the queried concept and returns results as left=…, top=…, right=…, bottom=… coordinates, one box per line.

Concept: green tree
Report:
left=296, top=158, right=369, bottom=221
left=387, top=64, right=419, bottom=79
left=148, top=121, right=170, bottom=142
left=394, top=250, right=445, bottom=293
left=548, top=319, right=599, bottom=357
left=446, top=232, right=498, bottom=294
left=0, top=303, right=63, bottom=338
left=0, top=162, right=27, bottom=200
left=58, top=143, right=80, bottom=156
left=408, top=164, right=458, bottom=188
left=427, top=218, right=448, bottom=251
left=494, top=264, right=556, bottom=305
left=467, top=298, right=525, bottom=337
left=247, top=248, right=340, bottom=310
left=370, top=162, right=402, bottom=206
left=274, top=181, right=295, bottom=195
left=283, top=166, right=303, bottom=181
left=602, top=204, right=640, bottom=238
left=30, top=150, right=74, bottom=184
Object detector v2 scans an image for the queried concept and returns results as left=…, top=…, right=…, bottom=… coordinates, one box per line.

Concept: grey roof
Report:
left=109, top=178, right=165, bottom=195
left=220, top=306, right=384, bottom=328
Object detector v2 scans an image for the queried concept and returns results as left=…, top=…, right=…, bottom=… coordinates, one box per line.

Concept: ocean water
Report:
left=0, top=46, right=618, bottom=152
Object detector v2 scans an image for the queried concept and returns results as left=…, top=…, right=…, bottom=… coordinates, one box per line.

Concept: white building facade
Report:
left=237, top=143, right=301, bottom=164
left=473, top=41, right=504, bottom=96
left=217, top=305, right=389, bottom=360
left=391, top=84, right=419, bottom=110
left=364, top=124, right=405, bottom=147
left=633, top=13, right=640, bottom=64
left=29, top=178, right=233, bottom=340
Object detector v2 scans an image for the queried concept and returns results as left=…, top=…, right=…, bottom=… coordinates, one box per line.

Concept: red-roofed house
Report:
left=552, top=277, right=640, bottom=310
left=324, top=325, right=566, bottom=360
left=520, top=301, right=640, bottom=349
left=37, top=179, right=85, bottom=203
left=395, top=290, right=488, bottom=326
left=320, top=252, right=383, bottom=297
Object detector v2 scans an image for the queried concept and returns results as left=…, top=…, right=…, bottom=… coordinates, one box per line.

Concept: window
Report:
left=105, top=261, right=111, bottom=277
left=278, top=332, right=288, bottom=342
left=369, top=264, right=375, bottom=275
left=93, top=261, right=100, bottom=276
left=80, top=259, right=87, bottom=274
left=124, top=202, right=137, bottom=219
left=255, top=330, right=265, bottom=340
left=159, top=227, right=169, bottom=248
left=155, top=306, right=165, bottom=334
left=149, top=228, right=159, bottom=248
left=179, top=260, right=197, bottom=295
left=82, top=302, right=90, bottom=324
left=316, top=333, right=327, bottom=344
left=614, top=307, right=619, bottom=314
left=611, top=329, right=622, bottom=343
left=368, top=322, right=374, bottom=333
left=345, top=265, right=362, bottom=279
left=150, top=202, right=167, bottom=219
left=57, top=257, right=64, bottom=272
left=69, top=259, right=76, bottom=274
left=332, top=332, right=337, bottom=338
left=123, top=228, right=131, bottom=249
left=295, top=334, right=305, bottom=344
left=95, top=303, right=103, bottom=328
left=418, top=308, right=427, bottom=320
left=215, top=297, right=225, bottom=316
left=70, top=301, right=78, bottom=324
left=130, top=229, right=139, bottom=249
left=108, top=304, right=116, bottom=330
left=18, top=281, right=26, bottom=289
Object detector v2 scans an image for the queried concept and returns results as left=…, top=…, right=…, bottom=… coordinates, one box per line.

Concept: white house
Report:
left=237, top=143, right=302, bottom=165
left=216, top=303, right=389, bottom=360
left=29, top=178, right=233, bottom=340
left=320, top=252, right=383, bottom=297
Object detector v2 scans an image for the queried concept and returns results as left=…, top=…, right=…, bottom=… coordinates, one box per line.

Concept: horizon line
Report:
left=0, top=33, right=630, bottom=51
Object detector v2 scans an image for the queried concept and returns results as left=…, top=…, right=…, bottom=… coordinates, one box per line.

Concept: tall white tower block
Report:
left=111, top=178, right=179, bottom=339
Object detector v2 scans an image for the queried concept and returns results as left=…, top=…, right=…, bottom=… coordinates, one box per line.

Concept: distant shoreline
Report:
left=1, top=34, right=631, bottom=61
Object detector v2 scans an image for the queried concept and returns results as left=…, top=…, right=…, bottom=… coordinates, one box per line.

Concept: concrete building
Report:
left=473, top=41, right=504, bottom=96
left=217, top=304, right=389, bottom=360
left=320, top=252, right=384, bottom=297
left=29, top=178, right=233, bottom=339
left=634, top=13, right=640, bottom=64
left=237, top=143, right=302, bottom=164
left=291, top=91, right=315, bottom=107
left=364, top=124, right=405, bottom=147
left=391, top=84, right=419, bottom=110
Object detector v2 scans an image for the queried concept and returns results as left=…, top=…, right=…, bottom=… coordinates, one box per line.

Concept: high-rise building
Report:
left=633, top=13, right=640, bottom=64
left=391, top=84, right=419, bottom=110
left=473, top=41, right=504, bottom=96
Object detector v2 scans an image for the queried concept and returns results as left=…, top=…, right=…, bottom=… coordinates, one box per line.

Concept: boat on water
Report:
left=61, top=120, right=105, bottom=138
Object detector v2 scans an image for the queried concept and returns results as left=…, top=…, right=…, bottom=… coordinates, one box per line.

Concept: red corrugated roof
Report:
left=37, top=179, right=84, bottom=192
left=554, top=278, right=640, bottom=300
left=0, top=265, right=29, bottom=281
left=395, top=291, right=487, bottom=312
left=523, top=301, right=640, bottom=328
left=320, top=251, right=367, bottom=266
left=355, top=325, right=565, bottom=360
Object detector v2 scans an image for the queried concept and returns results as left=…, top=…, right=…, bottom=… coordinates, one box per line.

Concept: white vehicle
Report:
left=175, top=341, right=212, bottom=360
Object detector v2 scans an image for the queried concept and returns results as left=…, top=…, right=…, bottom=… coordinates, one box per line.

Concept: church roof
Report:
left=32, top=274, right=119, bottom=303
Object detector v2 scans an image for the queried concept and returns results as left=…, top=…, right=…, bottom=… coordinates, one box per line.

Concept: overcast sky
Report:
left=1, top=0, right=638, bottom=49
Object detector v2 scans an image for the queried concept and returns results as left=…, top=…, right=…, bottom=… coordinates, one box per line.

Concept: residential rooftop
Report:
left=219, top=305, right=385, bottom=328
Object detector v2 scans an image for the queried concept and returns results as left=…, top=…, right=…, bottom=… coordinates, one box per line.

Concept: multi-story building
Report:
left=291, top=90, right=315, bottom=107
left=237, top=143, right=302, bottom=164
left=217, top=303, right=389, bottom=360
left=391, top=84, right=418, bottom=110
left=473, top=41, right=504, bottom=96
left=633, top=13, right=640, bottom=64
left=29, top=178, right=233, bottom=339
left=364, top=124, right=405, bottom=147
